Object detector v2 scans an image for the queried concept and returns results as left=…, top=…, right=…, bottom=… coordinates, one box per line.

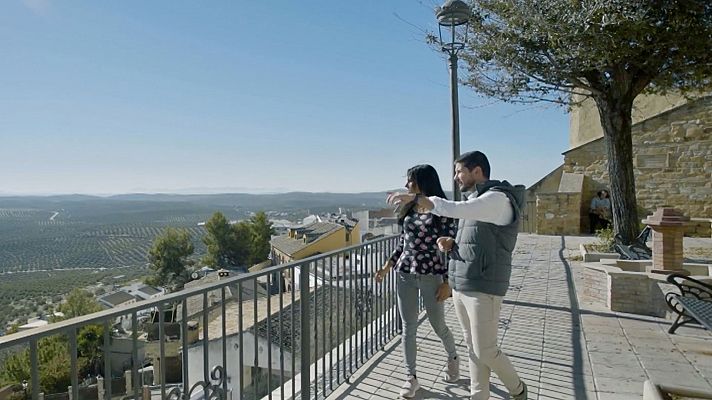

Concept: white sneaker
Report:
left=400, top=375, right=420, bottom=398
left=444, top=356, right=459, bottom=383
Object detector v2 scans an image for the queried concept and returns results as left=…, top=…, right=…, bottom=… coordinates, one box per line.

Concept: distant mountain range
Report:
left=0, top=191, right=399, bottom=212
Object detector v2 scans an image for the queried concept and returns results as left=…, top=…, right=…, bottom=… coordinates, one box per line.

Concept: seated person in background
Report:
left=589, top=190, right=612, bottom=233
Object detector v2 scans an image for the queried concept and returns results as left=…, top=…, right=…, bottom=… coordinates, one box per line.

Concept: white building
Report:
left=18, top=317, right=48, bottom=331
left=184, top=284, right=360, bottom=399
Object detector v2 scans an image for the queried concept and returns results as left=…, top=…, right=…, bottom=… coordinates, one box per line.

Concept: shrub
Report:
left=591, top=227, right=615, bottom=253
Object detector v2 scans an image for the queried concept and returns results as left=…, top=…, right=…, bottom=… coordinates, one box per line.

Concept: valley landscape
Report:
left=0, top=191, right=390, bottom=330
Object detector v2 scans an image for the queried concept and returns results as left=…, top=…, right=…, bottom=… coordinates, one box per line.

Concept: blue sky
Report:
left=0, top=0, right=569, bottom=195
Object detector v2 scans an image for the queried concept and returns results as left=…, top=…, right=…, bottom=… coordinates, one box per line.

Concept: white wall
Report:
left=186, top=331, right=294, bottom=395
left=352, top=210, right=369, bottom=239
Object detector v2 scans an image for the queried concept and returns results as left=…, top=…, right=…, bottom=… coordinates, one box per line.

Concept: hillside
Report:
left=0, top=191, right=390, bottom=273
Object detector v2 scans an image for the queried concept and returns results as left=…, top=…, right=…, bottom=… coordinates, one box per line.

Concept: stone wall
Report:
left=535, top=192, right=581, bottom=235
left=569, top=93, right=691, bottom=148
left=523, top=165, right=563, bottom=233
left=689, top=219, right=712, bottom=238
left=608, top=272, right=661, bottom=316
left=582, top=266, right=608, bottom=306
left=583, top=264, right=672, bottom=317
left=563, top=96, right=712, bottom=234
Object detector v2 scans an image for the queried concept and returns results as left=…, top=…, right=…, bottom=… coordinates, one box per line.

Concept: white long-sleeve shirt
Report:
left=429, top=191, right=513, bottom=226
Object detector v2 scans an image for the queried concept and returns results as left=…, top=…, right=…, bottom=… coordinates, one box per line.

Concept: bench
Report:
left=665, top=273, right=712, bottom=333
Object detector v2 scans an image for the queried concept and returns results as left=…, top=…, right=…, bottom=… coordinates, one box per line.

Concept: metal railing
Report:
left=0, top=235, right=401, bottom=400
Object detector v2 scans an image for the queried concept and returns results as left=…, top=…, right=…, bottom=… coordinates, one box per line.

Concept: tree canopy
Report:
left=56, top=288, right=101, bottom=319
left=1, top=336, right=75, bottom=395
left=146, top=227, right=195, bottom=290
left=1, top=292, right=104, bottom=396
left=248, top=211, right=275, bottom=265
left=449, top=0, right=712, bottom=242
left=202, top=212, right=251, bottom=269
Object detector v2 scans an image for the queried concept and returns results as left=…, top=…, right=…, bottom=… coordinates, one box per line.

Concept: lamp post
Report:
left=437, top=0, right=471, bottom=200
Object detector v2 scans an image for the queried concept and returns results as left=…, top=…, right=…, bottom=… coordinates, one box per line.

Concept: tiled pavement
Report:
left=325, top=234, right=712, bottom=399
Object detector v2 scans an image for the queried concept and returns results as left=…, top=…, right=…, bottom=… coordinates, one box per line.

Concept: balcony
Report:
left=2, top=235, right=712, bottom=400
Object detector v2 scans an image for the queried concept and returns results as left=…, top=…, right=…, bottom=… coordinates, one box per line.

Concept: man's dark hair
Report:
left=455, top=151, right=491, bottom=178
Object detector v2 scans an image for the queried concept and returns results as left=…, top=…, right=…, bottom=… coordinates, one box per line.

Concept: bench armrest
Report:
left=667, top=273, right=712, bottom=300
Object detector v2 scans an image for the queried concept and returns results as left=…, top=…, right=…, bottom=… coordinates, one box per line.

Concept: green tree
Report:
left=51, top=290, right=105, bottom=377
left=202, top=212, right=250, bottom=268
left=248, top=211, right=275, bottom=265
left=77, top=324, right=104, bottom=376
left=1, top=285, right=116, bottom=392
left=146, top=227, right=195, bottom=290
left=446, top=0, right=712, bottom=243
left=0, top=336, right=79, bottom=395
left=6, top=322, right=19, bottom=335
left=57, top=289, right=101, bottom=319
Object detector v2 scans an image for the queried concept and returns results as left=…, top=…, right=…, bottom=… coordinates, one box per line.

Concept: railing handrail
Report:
left=0, top=234, right=398, bottom=348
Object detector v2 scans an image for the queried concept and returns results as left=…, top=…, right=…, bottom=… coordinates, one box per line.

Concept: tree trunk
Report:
left=594, top=96, right=639, bottom=244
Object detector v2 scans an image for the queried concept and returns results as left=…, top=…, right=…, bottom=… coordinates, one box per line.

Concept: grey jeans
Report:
left=397, top=272, right=458, bottom=377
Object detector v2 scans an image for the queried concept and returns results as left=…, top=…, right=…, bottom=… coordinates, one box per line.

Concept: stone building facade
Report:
left=525, top=94, right=712, bottom=236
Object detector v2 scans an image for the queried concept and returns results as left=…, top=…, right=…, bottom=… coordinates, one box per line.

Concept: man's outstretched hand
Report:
left=386, top=192, right=416, bottom=206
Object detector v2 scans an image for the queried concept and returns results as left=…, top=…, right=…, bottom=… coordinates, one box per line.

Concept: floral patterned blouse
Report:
left=389, top=208, right=457, bottom=275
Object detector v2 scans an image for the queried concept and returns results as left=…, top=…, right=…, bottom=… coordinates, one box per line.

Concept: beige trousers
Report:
left=452, top=289, right=523, bottom=399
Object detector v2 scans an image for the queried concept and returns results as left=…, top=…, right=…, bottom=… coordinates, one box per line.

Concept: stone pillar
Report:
left=124, top=370, right=132, bottom=395
left=154, top=357, right=161, bottom=385
left=186, top=321, right=200, bottom=344
left=642, top=207, right=690, bottom=273
left=97, top=376, right=105, bottom=400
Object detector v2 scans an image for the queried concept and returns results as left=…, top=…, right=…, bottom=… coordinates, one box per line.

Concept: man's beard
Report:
left=459, top=182, right=474, bottom=192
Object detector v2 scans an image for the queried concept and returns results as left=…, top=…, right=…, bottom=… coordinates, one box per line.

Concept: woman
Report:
left=374, top=164, right=459, bottom=398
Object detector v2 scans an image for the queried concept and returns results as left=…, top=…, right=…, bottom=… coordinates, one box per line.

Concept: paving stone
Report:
left=539, top=389, right=597, bottom=400
left=646, top=369, right=712, bottom=390
left=588, top=352, right=641, bottom=367
left=539, top=374, right=595, bottom=392
left=594, top=376, right=644, bottom=394
left=596, top=392, right=643, bottom=400
left=637, top=355, right=690, bottom=369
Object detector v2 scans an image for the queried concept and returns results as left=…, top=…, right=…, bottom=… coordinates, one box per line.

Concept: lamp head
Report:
left=436, top=0, right=472, bottom=54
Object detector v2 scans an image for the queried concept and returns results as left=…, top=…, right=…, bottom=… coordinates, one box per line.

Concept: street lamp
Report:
left=436, top=0, right=471, bottom=200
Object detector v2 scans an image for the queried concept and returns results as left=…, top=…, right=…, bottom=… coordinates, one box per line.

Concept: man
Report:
left=387, top=151, right=527, bottom=400
left=589, top=190, right=612, bottom=233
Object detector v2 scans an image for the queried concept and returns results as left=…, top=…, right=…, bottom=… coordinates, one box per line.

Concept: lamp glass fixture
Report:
left=436, top=0, right=471, bottom=54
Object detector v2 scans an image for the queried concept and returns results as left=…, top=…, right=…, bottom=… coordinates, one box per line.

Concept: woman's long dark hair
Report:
left=397, top=164, right=448, bottom=225
left=407, top=164, right=447, bottom=199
